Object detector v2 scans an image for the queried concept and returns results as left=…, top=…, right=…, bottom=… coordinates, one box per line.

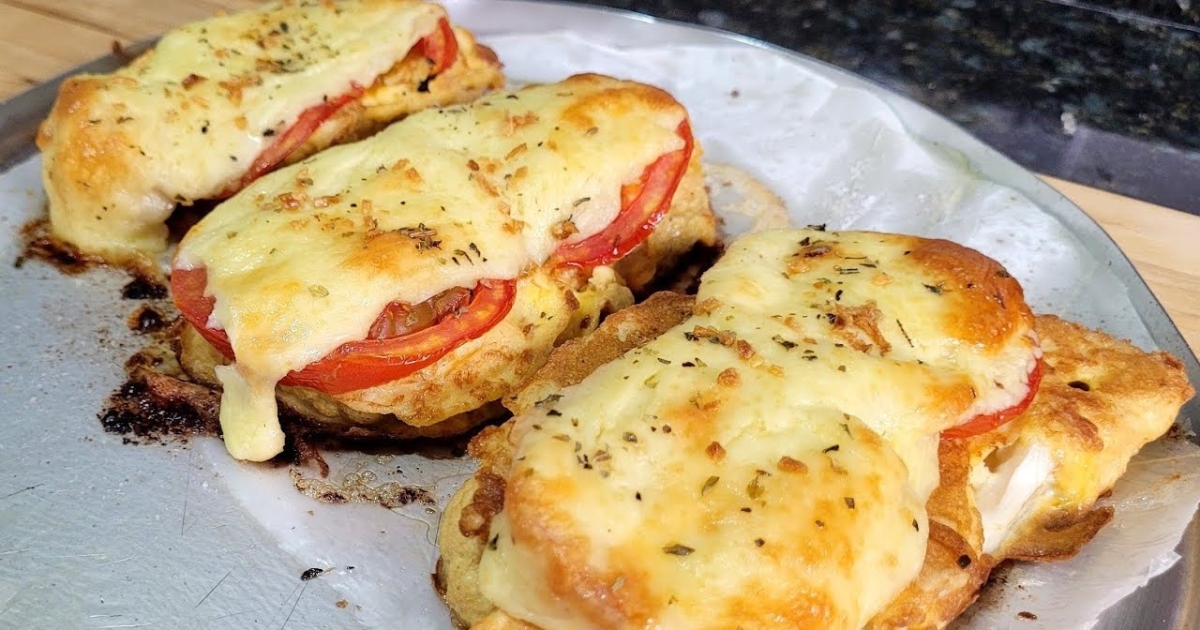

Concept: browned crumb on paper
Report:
left=99, top=333, right=336, bottom=472
left=120, top=275, right=168, bottom=300
left=15, top=219, right=173, bottom=300
left=290, top=469, right=434, bottom=508
left=100, top=341, right=221, bottom=445
left=14, top=218, right=106, bottom=275
left=127, top=304, right=171, bottom=334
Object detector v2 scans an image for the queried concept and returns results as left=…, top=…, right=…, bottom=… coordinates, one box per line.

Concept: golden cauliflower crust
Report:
left=436, top=302, right=1193, bottom=630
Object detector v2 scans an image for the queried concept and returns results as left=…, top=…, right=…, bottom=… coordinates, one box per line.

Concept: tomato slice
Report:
left=415, top=16, right=459, bottom=75
left=368, top=287, right=472, bottom=339
left=940, top=358, right=1044, bottom=440
left=549, top=119, right=694, bottom=270
left=214, top=18, right=458, bottom=198
left=286, top=279, right=514, bottom=394
left=171, top=267, right=516, bottom=395
left=215, top=85, right=364, bottom=199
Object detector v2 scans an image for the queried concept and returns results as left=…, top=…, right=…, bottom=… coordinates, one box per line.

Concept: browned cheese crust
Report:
left=172, top=73, right=718, bottom=447
left=438, top=303, right=1194, bottom=630
left=37, top=2, right=504, bottom=272
left=176, top=147, right=714, bottom=437
left=438, top=292, right=697, bottom=626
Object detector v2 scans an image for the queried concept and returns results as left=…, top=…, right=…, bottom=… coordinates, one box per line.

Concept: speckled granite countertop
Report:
left=577, top=0, right=1200, bottom=214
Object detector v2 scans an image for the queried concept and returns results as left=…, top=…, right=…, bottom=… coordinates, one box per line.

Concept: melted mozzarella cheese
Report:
left=483, top=370, right=929, bottom=630
left=175, top=75, right=689, bottom=460
left=698, top=229, right=1041, bottom=436
left=478, top=228, right=1040, bottom=630
left=40, top=0, right=446, bottom=261
left=970, top=443, right=1054, bottom=556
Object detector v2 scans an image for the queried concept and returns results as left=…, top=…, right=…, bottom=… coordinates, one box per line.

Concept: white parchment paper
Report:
left=202, top=33, right=1200, bottom=630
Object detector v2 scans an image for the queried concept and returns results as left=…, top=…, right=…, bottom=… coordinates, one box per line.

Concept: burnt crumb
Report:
left=121, top=275, right=168, bottom=300
left=291, top=433, right=331, bottom=478
left=300, top=567, right=326, bottom=581
left=957, top=554, right=972, bottom=568
left=984, top=561, right=1013, bottom=588
left=15, top=219, right=103, bottom=275
left=127, top=305, right=170, bottom=334
left=291, top=469, right=435, bottom=509
left=1017, top=611, right=1038, bottom=620
left=100, top=376, right=219, bottom=445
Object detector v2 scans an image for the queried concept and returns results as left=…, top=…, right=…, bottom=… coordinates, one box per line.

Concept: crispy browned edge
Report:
left=869, top=314, right=1194, bottom=629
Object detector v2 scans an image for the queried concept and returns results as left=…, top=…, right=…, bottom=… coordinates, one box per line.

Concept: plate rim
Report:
left=0, top=1, right=1196, bottom=628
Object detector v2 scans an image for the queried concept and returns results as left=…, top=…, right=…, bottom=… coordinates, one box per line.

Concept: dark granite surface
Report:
left=573, top=0, right=1200, bottom=214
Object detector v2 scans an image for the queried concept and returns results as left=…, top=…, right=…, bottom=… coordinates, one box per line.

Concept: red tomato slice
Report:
left=367, top=287, right=472, bottom=339
left=214, top=17, right=457, bottom=198
left=171, top=266, right=234, bottom=358
left=216, top=85, right=364, bottom=199
left=940, top=358, right=1044, bottom=439
left=171, top=267, right=516, bottom=395
left=415, top=16, right=459, bottom=75
left=550, top=119, right=694, bottom=270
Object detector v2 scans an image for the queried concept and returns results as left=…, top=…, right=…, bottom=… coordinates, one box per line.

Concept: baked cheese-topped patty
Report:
left=440, top=256, right=1191, bottom=630
left=172, top=74, right=712, bottom=461
left=866, top=314, right=1193, bottom=630
left=38, top=0, right=503, bottom=269
left=464, top=228, right=1040, bottom=630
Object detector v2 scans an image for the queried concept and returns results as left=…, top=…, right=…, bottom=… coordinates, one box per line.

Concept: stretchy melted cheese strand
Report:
left=173, top=75, right=692, bottom=461
left=475, top=228, right=1040, bottom=630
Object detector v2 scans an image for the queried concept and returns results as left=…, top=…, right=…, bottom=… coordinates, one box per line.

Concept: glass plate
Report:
left=0, top=1, right=1196, bottom=628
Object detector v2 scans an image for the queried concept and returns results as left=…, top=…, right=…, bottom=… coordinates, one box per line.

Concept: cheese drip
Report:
left=479, top=228, right=1040, bottom=630
left=41, top=0, right=448, bottom=260
left=175, top=75, right=689, bottom=460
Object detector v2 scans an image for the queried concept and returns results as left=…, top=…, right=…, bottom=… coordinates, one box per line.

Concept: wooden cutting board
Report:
left=3, top=0, right=1198, bottom=353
